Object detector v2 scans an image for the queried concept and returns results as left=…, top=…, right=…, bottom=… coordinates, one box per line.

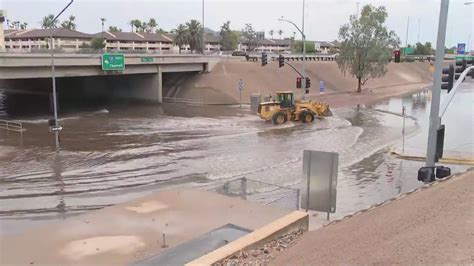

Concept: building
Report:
left=315, top=41, right=340, bottom=54
left=94, top=31, right=174, bottom=52
left=238, top=38, right=292, bottom=53
left=4, top=28, right=93, bottom=51
left=0, top=10, right=5, bottom=50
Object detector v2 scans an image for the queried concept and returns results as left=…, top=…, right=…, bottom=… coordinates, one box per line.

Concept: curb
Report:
left=185, top=211, right=309, bottom=266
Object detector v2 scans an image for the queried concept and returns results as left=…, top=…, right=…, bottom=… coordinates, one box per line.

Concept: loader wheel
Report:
left=301, top=111, right=314, bottom=123
left=272, top=112, right=287, bottom=125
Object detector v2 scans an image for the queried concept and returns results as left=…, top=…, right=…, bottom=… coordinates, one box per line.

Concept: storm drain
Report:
left=133, top=224, right=252, bottom=266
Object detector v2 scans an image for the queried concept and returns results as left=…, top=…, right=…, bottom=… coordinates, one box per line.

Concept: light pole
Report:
left=424, top=0, right=449, bottom=180
left=49, top=0, right=74, bottom=150
left=404, top=16, right=410, bottom=55
left=278, top=0, right=306, bottom=97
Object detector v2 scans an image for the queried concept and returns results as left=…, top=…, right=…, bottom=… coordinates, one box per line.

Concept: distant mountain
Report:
left=204, top=27, right=219, bottom=36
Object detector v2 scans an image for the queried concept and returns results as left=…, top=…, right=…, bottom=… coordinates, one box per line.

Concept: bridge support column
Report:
left=157, top=66, right=163, bottom=103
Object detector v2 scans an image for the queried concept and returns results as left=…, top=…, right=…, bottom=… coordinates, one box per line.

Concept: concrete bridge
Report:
left=0, top=53, right=220, bottom=102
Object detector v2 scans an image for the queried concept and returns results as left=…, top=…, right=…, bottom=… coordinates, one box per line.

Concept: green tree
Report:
left=20, top=22, right=28, bottom=29
left=172, top=24, right=189, bottom=54
left=90, top=37, right=106, bottom=50
left=292, top=41, right=316, bottom=53
left=269, top=29, right=274, bottom=39
left=41, top=14, right=58, bottom=29
left=186, top=19, right=203, bottom=53
left=242, top=24, right=257, bottom=51
left=220, top=21, right=238, bottom=51
left=336, top=5, right=400, bottom=93
left=414, top=42, right=434, bottom=55
left=108, top=26, right=122, bottom=32
left=156, top=28, right=168, bottom=34
left=61, top=15, right=76, bottom=30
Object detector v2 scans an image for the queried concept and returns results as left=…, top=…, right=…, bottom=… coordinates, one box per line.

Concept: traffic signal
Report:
left=441, top=64, right=454, bottom=93
left=394, top=50, right=401, bottom=63
left=454, top=59, right=467, bottom=80
left=305, top=77, right=311, bottom=88
left=261, top=52, right=267, bottom=66
left=296, top=77, right=302, bottom=88
left=278, top=55, right=284, bottom=68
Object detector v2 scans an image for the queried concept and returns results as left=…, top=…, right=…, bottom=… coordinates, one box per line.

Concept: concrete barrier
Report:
left=186, top=211, right=309, bottom=266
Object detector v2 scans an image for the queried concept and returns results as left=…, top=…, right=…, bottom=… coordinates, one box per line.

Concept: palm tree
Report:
left=185, top=19, right=203, bottom=54
left=129, top=20, right=135, bottom=32
left=172, top=24, right=188, bottom=54
left=61, top=15, right=76, bottom=30
left=278, top=29, right=283, bottom=39
left=269, top=30, right=274, bottom=39
left=41, top=14, right=57, bottom=29
left=20, top=22, right=28, bottom=30
left=148, top=18, right=157, bottom=32
left=108, top=26, right=122, bottom=33
left=133, top=20, right=142, bottom=32
left=141, top=21, right=149, bottom=32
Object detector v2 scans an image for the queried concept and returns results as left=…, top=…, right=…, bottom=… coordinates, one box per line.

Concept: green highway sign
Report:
left=101, top=54, right=125, bottom=71
left=141, top=57, right=154, bottom=63
left=402, top=47, right=414, bottom=55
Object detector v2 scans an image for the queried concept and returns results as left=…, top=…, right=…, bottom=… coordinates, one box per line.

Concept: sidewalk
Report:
left=272, top=170, right=474, bottom=265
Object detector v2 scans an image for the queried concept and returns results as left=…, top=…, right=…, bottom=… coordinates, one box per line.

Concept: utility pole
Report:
left=356, top=2, right=360, bottom=19
left=425, top=0, right=449, bottom=170
left=301, top=0, right=306, bottom=95
left=50, top=0, right=74, bottom=150
left=202, top=0, right=205, bottom=55
left=404, top=16, right=410, bottom=55
left=417, top=18, right=421, bottom=43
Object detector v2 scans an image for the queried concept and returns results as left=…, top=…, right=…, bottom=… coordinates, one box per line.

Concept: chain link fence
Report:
left=209, top=177, right=300, bottom=210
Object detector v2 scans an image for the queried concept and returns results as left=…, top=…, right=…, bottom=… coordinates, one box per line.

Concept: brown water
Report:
left=0, top=84, right=472, bottom=235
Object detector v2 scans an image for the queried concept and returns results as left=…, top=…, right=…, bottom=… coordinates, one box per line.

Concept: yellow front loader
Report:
left=257, top=91, right=332, bottom=125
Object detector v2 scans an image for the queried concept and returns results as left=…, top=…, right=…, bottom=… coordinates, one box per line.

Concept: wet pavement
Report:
left=0, top=83, right=472, bottom=235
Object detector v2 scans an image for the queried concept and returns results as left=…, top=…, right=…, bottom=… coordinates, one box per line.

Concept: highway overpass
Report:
left=0, top=53, right=220, bottom=102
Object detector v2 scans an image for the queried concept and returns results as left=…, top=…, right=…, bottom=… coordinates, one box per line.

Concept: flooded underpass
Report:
left=0, top=83, right=472, bottom=235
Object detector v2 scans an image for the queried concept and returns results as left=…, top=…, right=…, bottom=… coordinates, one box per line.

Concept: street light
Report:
left=278, top=0, right=306, bottom=97
left=49, top=0, right=74, bottom=150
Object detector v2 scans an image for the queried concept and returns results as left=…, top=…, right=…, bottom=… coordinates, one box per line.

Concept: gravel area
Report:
left=215, top=230, right=303, bottom=266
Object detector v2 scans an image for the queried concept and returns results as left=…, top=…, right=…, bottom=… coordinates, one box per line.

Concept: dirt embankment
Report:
left=177, top=58, right=433, bottom=105
left=272, top=170, right=474, bottom=265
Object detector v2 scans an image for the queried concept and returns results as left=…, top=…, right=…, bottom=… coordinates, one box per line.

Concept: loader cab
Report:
left=275, top=92, right=295, bottom=109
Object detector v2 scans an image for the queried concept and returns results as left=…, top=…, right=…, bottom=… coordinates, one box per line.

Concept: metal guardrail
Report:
left=209, top=177, right=301, bottom=211
left=0, top=119, right=24, bottom=137
left=162, top=97, right=204, bottom=105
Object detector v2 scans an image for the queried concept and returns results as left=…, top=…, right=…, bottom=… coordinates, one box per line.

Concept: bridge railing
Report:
left=0, top=119, right=24, bottom=137
left=163, top=97, right=204, bottom=105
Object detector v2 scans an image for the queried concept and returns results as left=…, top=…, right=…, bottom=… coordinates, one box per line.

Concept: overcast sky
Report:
left=1, top=0, right=473, bottom=49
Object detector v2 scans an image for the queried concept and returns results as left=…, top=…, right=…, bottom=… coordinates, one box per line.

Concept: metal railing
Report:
left=209, top=177, right=301, bottom=210
left=162, top=97, right=204, bottom=105
left=0, top=119, right=24, bottom=137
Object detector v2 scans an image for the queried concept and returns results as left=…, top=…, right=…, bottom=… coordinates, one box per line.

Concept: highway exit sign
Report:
left=102, top=54, right=125, bottom=71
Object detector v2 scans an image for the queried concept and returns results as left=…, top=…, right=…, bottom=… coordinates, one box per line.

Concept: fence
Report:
left=209, top=177, right=301, bottom=211
left=0, top=120, right=24, bottom=137
left=163, top=97, right=204, bottom=105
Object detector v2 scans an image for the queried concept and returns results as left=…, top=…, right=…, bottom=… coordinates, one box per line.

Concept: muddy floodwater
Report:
left=1, top=83, right=472, bottom=235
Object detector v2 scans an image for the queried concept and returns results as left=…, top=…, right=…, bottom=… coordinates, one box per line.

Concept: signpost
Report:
left=101, top=53, right=125, bottom=71
left=301, top=150, right=338, bottom=220
left=319, top=80, right=324, bottom=94
left=402, top=47, right=414, bottom=55
left=238, top=79, right=244, bottom=108
left=457, top=43, right=466, bottom=55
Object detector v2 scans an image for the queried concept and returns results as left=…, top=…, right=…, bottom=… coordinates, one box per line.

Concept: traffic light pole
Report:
left=425, top=0, right=449, bottom=170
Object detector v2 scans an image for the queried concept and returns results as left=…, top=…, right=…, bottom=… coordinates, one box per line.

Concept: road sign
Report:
left=301, top=150, right=338, bottom=215
left=238, top=79, right=244, bottom=91
left=402, top=47, right=414, bottom=55
left=457, top=43, right=466, bottom=55
left=141, top=57, right=154, bottom=63
left=102, top=53, right=125, bottom=71
left=319, top=80, right=324, bottom=94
